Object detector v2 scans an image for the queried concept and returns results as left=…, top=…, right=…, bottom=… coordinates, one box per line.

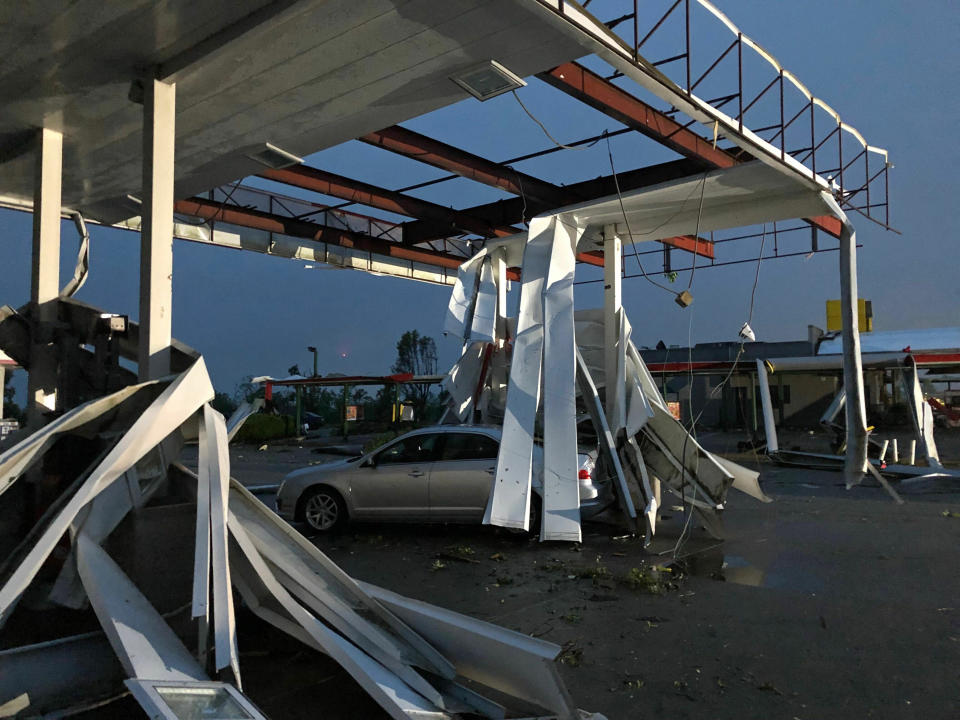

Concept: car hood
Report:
left=283, top=457, right=361, bottom=480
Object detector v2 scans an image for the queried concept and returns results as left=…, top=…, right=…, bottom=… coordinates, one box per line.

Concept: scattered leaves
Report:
left=430, top=559, right=446, bottom=572
left=558, top=642, right=583, bottom=667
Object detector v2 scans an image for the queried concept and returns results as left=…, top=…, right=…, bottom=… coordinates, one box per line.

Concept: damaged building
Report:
left=0, top=1, right=910, bottom=717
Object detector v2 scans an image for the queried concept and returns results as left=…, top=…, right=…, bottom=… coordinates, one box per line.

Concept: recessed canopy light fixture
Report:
left=450, top=60, right=526, bottom=101
left=245, top=142, right=303, bottom=169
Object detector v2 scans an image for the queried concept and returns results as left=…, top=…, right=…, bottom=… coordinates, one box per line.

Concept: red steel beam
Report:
left=367, top=125, right=713, bottom=259
left=360, top=125, right=569, bottom=207
left=259, top=165, right=518, bottom=240
left=540, top=62, right=842, bottom=239
left=401, top=158, right=715, bottom=259
left=173, top=197, right=506, bottom=275
left=540, top=63, right=737, bottom=169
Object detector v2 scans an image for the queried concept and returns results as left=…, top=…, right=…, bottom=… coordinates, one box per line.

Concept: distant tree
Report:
left=392, top=330, right=438, bottom=421
left=2, top=372, right=23, bottom=423
left=211, top=391, right=238, bottom=417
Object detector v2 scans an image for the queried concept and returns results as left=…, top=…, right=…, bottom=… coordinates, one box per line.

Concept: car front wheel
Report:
left=301, top=487, right=347, bottom=532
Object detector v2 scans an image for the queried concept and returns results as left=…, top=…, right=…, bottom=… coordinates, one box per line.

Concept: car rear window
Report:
left=438, top=433, right=499, bottom=461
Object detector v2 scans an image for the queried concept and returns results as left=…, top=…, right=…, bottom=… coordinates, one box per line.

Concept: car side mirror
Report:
left=361, top=457, right=376, bottom=468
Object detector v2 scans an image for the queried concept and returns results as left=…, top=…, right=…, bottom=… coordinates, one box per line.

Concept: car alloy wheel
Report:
left=303, top=489, right=343, bottom=531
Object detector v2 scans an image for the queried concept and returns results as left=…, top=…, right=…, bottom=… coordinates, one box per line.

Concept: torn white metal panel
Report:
left=819, top=387, right=846, bottom=427
left=228, top=481, right=455, bottom=680
left=0, top=381, right=158, bottom=498
left=227, top=517, right=449, bottom=720
left=574, top=348, right=636, bottom=522
left=714, top=455, right=772, bottom=504
left=230, top=492, right=455, bottom=706
left=225, top=398, right=264, bottom=441
left=444, top=252, right=484, bottom=339
left=359, top=581, right=580, bottom=720
left=266, top=561, right=448, bottom=710
left=494, top=247, right=509, bottom=341
left=756, top=359, right=779, bottom=455
left=75, top=534, right=206, bottom=682
left=901, top=358, right=942, bottom=468
left=541, top=217, right=582, bottom=542
left=192, top=413, right=211, bottom=623
left=486, top=218, right=553, bottom=531
left=203, top=405, right=241, bottom=682
left=442, top=342, right=486, bottom=422
left=470, top=256, right=498, bottom=344
left=639, top=402, right=733, bottom=506
left=0, top=359, right=214, bottom=627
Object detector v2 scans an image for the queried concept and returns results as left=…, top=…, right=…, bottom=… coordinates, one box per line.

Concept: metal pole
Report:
left=342, top=384, right=350, bottom=439
left=295, top=386, right=302, bottom=436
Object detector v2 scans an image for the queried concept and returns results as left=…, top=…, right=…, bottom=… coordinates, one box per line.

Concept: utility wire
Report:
left=604, top=132, right=681, bottom=296
left=512, top=90, right=601, bottom=151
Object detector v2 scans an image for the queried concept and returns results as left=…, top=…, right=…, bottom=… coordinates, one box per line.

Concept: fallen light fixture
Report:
left=450, top=60, right=526, bottom=101
left=244, top=142, right=303, bottom=169
left=675, top=290, right=693, bottom=308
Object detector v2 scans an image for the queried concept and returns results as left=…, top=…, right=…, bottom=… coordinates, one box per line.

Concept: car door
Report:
left=348, top=433, right=437, bottom=520
left=428, top=432, right=499, bottom=521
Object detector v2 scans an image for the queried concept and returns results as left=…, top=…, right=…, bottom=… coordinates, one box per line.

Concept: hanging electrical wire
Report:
left=604, top=132, right=686, bottom=296
left=511, top=90, right=602, bottom=151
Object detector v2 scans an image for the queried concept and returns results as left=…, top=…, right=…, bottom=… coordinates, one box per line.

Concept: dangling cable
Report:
left=512, top=91, right=601, bottom=151
left=605, top=133, right=683, bottom=296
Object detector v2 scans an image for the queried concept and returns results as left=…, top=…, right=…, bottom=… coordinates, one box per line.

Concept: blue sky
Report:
left=1, top=1, right=957, bottom=403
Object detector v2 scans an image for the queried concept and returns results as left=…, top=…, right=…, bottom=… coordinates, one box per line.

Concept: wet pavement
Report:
left=165, top=440, right=960, bottom=720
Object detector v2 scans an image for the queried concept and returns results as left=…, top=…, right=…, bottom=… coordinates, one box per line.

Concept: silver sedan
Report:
left=275, top=425, right=610, bottom=533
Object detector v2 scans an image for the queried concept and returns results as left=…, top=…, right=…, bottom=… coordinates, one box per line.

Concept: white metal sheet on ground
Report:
left=75, top=534, right=206, bottom=683
left=228, top=482, right=454, bottom=680
left=486, top=218, right=553, bottom=531
left=227, top=518, right=447, bottom=720
left=359, top=581, right=580, bottom=720
left=541, top=218, right=581, bottom=542
left=0, top=360, right=214, bottom=627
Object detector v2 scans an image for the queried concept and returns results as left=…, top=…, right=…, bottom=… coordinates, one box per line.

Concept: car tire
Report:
left=300, top=486, right=347, bottom=533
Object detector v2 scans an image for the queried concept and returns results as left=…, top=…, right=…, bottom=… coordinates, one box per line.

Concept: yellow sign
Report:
left=826, top=299, right=873, bottom=332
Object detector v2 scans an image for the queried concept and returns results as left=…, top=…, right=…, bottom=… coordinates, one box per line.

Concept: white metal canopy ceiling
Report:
left=0, top=0, right=588, bottom=223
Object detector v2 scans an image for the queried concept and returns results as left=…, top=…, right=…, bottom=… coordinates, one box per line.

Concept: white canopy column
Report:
left=138, top=77, right=176, bottom=381
left=27, top=128, right=63, bottom=424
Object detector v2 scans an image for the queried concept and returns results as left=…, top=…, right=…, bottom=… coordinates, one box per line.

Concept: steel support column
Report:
left=603, top=226, right=623, bottom=431
left=27, top=127, right=63, bottom=423
left=139, top=77, right=175, bottom=381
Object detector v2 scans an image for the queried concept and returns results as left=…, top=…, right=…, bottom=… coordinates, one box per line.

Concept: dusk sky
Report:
left=1, top=1, right=956, bottom=403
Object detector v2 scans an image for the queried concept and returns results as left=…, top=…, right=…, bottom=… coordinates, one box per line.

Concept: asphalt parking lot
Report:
left=201, top=439, right=960, bottom=720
